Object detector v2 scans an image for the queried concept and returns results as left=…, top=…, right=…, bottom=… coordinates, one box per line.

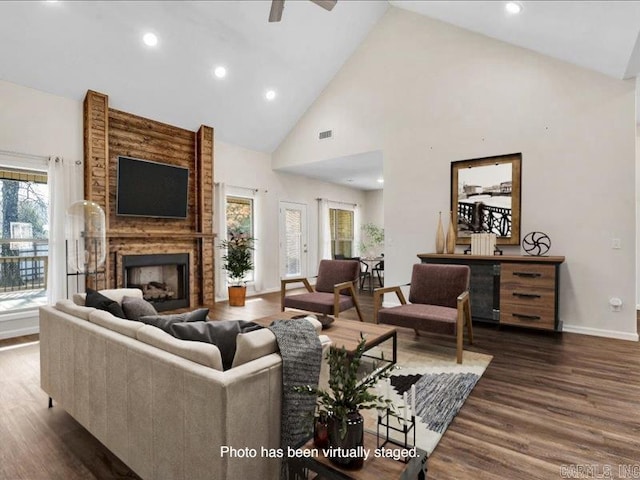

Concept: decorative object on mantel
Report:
left=522, top=231, right=551, bottom=256
left=64, top=200, right=106, bottom=296
left=435, top=212, right=445, bottom=254
left=465, top=232, right=498, bottom=256
left=219, top=230, right=255, bottom=306
left=445, top=211, right=456, bottom=254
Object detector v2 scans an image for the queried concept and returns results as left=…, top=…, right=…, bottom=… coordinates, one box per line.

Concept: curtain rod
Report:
left=316, top=198, right=358, bottom=207
left=214, top=182, right=258, bottom=193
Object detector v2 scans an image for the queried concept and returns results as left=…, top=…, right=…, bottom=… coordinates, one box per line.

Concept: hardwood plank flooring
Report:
left=1, top=292, right=639, bottom=479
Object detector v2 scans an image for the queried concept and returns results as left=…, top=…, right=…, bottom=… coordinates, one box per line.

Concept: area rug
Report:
left=361, top=342, right=492, bottom=456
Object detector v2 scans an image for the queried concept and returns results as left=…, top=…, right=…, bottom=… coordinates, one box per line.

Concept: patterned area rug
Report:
left=361, top=342, right=491, bottom=456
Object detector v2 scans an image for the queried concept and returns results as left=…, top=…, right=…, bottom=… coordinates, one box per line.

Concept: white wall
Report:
left=0, top=79, right=83, bottom=339
left=215, top=140, right=367, bottom=299
left=362, top=189, right=384, bottom=227
left=273, top=8, right=638, bottom=340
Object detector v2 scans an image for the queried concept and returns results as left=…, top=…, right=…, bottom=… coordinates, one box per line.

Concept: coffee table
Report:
left=255, top=312, right=397, bottom=367
left=287, top=431, right=427, bottom=480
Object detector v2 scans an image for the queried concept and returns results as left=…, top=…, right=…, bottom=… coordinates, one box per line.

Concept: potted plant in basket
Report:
left=219, top=230, right=255, bottom=306
left=296, top=336, right=393, bottom=469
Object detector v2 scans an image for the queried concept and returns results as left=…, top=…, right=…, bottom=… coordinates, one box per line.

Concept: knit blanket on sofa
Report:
left=268, top=319, right=322, bottom=451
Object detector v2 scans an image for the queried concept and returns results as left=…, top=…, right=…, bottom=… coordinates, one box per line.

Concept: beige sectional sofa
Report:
left=39, top=289, right=330, bottom=480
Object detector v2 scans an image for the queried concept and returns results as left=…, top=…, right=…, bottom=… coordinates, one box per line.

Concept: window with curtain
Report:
left=0, top=167, right=49, bottom=311
left=329, top=208, right=354, bottom=258
left=225, top=195, right=254, bottom=282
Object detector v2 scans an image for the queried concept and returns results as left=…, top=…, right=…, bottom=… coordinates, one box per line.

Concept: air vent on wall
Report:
left=319, top=130, right=333, bottom=140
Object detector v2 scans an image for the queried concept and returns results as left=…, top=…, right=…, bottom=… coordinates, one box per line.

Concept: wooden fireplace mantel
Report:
left=83, top=90, right=215, bottom=309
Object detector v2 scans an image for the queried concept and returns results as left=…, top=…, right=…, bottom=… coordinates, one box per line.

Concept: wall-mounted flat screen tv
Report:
left=116, top=156, right=189, bottom=219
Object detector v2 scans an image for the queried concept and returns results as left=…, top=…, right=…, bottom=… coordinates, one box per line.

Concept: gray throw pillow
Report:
left=85, top=288, right=126, bottom=319
left=139, top=313, right=189, bottom=333
left=170, top=320, right=263, bottom=370
left=186, top=308, right=209, bottom=322
left=122, top=296, right=158, bottom=321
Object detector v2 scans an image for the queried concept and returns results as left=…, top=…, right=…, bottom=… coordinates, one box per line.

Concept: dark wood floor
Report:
left=1, top=291, right=639, bottom=479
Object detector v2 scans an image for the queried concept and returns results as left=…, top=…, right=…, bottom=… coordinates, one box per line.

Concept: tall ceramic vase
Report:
left=446, top=211, right=456, bottom=254
left=435, top=212, right=445, bottom=254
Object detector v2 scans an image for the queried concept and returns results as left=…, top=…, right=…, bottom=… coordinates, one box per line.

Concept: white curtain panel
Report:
left=317, top=198, right=332, bottom=264
left=47, top=156, right=81, bottom=303
left=353, top=204, right=362, bottom=258
left=214, top=182, right=228, bottom=299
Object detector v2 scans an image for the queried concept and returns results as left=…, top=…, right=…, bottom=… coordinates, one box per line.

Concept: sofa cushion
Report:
left=232, top=329, right=278, bottom=368
left=73, top=288, right=143, bottom=306
left=85, top=288, right=126, bottom=319
left=232, top=316, right=323, bottom=368
left=88, top=309, right=145, bottom=338
left=55, top=299, right=96, bottom=320
left=170, top=320, right=263, bottom=371
left=121, top=296, right=158, bottom=321
left=136, top=325, right=223, bottom=371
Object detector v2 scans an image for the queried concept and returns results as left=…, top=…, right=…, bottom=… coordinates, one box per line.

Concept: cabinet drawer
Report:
left=500, top=287, right=555, bottom=310
left=500, top=303, right=555, bottom=330
left=500, top=263, right=556, bottom=289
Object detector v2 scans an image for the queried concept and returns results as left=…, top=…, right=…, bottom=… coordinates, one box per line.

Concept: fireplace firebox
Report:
left=122, top=253, right=189, bottom=312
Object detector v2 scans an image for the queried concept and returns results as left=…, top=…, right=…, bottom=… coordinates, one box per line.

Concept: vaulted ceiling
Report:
left=0, top=1, right=638, bottom=189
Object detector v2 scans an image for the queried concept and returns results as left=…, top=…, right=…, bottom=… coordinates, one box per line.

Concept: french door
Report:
left=279, top=202, right=308, bottom=279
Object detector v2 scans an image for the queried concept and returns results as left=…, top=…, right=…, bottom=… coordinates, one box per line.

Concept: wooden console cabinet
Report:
left=417, top=254, right=565, bottom=332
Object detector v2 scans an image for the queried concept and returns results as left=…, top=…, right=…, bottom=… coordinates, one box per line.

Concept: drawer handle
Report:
left=512, top=292, right=541, bottom=299
left=512, top=313, right=541, bottom=321
left=513, top=271, right=542, bottom=278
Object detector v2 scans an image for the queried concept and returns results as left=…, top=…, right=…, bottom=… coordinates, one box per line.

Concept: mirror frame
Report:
left=450, top=153, right=522, bottom=246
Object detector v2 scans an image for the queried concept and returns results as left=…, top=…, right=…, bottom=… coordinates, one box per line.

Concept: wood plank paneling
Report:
left=83, top=91, right=215, bottom=308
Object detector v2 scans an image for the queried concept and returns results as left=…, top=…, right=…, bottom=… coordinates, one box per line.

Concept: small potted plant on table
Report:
left=297, top=337, right=392, bottom=469
left=219, top=230, right=255, bottom=306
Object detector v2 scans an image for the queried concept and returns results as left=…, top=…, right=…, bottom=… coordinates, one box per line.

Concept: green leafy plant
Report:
left=360, top=223, right=384, bottom=256
left=296, top=336, right=393, bottom=438
left=219, top=230, right=255, bottom=286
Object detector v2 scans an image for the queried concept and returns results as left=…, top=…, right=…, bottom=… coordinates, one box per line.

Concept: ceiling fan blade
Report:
left=310, top=0, right=337, bottom=11
left=269, top=0, right=285, bottom=22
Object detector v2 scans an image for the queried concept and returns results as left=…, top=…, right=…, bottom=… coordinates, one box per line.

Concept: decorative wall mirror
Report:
left=450, top=153, right=522, bottom=245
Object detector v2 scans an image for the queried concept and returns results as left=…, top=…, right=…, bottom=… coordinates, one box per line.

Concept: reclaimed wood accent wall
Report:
left=83, top=90, right=215, bottom=308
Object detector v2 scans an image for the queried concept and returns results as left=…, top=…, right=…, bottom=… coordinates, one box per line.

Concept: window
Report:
left=225, top=195, right=254, bottom=282
left=0, top=168, right=49, bottom=311
left=330, top=208, right=354, bottom=258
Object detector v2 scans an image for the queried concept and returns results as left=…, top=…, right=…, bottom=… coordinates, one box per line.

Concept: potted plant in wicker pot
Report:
left=219, top=231, right=255, bottom=306
left=297, top=337, right=392, bottom=469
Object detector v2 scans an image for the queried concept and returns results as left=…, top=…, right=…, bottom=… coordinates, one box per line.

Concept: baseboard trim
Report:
left=562, top=324, right=639, bottom=341
left=0, top=325, right=39, bottom=340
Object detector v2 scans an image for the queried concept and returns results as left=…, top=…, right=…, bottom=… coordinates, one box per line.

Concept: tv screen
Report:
left=116, top=156, right=189, bottom=219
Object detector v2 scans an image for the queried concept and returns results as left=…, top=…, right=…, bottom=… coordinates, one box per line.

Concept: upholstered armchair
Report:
left=281, top=259, right=364, bottom=322
left=373, top=263, right=473, bottom=363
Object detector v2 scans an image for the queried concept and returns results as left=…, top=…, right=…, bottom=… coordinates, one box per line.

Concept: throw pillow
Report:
left=170, top=320, right=263, bottom=370
left=186, top=307, right=209, bottom=322
left=85, top=288, right=126, bottom=319
left=121, top=296, right=158, bottom=321
left=139, top=313, right=189, bottom=334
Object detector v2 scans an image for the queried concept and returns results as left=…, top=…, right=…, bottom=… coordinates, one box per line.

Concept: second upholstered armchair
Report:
left=281, top=259, right=364, bottom=322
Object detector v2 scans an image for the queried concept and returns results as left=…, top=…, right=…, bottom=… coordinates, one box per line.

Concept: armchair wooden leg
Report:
left=456, top=324, right=463, bottom=364
left=465, top=304, right=474, bottom=345
left=352, top=296, right=364, bottom=322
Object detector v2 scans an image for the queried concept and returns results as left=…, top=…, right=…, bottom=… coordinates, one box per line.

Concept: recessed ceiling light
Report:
left=142, top=32, right=158, bottom=47
left=377, top=178, right=384, bottom=184
left=213, top=66, right=227, bottom=79
left=265, top=89, right=277, bottom=101
left=505, top=2, right=522, bottom=14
